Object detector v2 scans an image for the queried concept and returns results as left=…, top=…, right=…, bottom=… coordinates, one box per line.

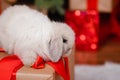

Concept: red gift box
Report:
left=65, top=10, right=99, bottom=51
left=0, top=52, right=71, bottom=80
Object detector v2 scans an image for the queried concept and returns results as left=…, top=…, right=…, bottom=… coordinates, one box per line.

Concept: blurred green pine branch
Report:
left=35, top=0, right=64, bottom=14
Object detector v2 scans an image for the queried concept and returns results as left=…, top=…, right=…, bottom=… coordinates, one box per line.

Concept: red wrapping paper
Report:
left=65, top=10, right=99, bottom=51
left=0, top=55, right=23, bottom=80
left=87, top=0, right=98, bottom=10
left=65, top=0, right=99, bottom=51
left=0, top=48, right=5, bottom=52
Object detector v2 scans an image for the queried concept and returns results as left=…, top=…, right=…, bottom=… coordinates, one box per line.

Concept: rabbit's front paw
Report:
left=21, top=56, right=37, bottom=66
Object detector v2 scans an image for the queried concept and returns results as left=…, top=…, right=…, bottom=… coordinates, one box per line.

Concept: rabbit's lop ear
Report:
left=48, top=36, right=63, bottom=62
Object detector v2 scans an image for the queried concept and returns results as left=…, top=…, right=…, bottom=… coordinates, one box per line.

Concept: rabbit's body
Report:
left=0, top=5, right=75, bottom=66
left=0, top=5, right=57, bottom=65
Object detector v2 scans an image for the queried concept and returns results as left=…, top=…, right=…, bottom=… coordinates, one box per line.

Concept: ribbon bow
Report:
left=32, top=56, right=70, bottom=80
left=0, top=54, right=70, bottom=80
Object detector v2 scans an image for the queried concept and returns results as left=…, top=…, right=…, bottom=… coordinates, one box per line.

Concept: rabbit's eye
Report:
left=63, top=38, right=67, bottom=43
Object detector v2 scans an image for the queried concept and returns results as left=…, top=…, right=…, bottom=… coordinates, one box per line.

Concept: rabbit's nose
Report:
left=67, top=48, right=71, bottom=51
left=65, top=48, right=71, bottom=54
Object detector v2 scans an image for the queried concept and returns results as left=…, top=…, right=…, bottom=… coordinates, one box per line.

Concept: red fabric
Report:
left=0, top=55, right=23, bottom=80
left=0, top=55, right=70, bottom=80
left=87, top=0, right=98, bottom=11
left=0, top=48, right=5, bottom=52
left=31, top=56, right=45, bottom=69
left=47, top=57, right=70, bottom=80
left=63, top=57, right=70, bottom=80
left=32, top=56, right=70, bottom=80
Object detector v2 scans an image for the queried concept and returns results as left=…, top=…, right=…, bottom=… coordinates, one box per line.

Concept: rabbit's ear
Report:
left=48, top=37, right=63, bottom=62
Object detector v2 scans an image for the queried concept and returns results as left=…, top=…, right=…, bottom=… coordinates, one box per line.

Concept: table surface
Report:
left=75, top=41, right=120, bottom=65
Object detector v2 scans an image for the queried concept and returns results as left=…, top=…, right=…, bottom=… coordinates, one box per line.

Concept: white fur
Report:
left=0, top=5, right=75, bottom=66
left=52, top=22, right=75, bottom=57
left=0, top=5, right=63, bottom=65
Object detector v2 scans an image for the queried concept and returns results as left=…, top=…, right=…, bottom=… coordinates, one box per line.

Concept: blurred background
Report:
left=0, top=0, right=120, bottom=80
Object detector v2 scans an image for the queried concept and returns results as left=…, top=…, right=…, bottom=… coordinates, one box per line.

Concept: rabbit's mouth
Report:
left=63, top=48, right=71, bottom=55
left=67, top=48, right=71, bottom=53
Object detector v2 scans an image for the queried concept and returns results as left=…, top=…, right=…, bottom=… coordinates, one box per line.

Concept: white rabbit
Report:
left=0, top=5, right=64, bottom=65
left=52, top=22, right=75, bottom=57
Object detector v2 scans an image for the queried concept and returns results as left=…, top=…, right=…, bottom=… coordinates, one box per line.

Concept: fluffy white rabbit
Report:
left=52, top=22, right=75, bottom=57
left=0, top=5, right=65, bottom=65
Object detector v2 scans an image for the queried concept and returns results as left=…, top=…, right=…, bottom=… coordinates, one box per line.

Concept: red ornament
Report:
left=75, top=10, right=81, bottom=16
left=91, top=43, right=97, bottom=50
left=79, top=34, right=86, bottom=41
